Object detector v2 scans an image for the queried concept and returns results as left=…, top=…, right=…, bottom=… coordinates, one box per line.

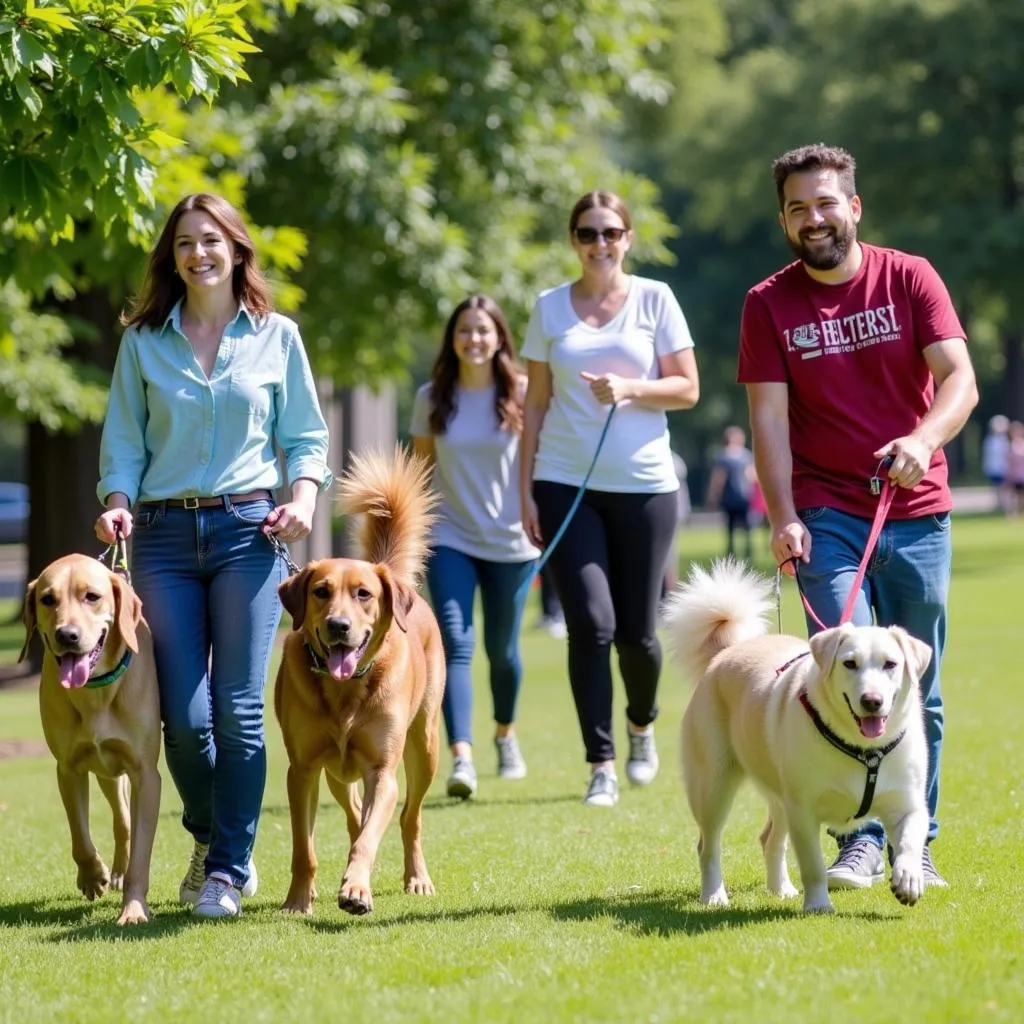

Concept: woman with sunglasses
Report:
left=520, top=190, right=700, bottom=807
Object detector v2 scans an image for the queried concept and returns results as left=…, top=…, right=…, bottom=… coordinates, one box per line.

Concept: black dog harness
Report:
left=798, top=688, right=906, bottom=819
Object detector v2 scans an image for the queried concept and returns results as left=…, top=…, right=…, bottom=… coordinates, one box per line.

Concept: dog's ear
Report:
left=278, top=563, right=317, bottom=629
left=889, top=625, right=932, bottom=681
left=19, top=577, right=38, bottom=663
left=111, top=573, right=143, bottom=654
left=808, top=624, right=850, bottom=677
left=376, top=565, right=414, bottom=634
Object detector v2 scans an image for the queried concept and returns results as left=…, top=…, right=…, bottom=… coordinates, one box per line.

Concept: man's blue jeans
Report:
left=131, top=497, right=284, bottom=888
left=798, top=505, right=951, bottom=848
left=425, top=546, right=536, bottom=747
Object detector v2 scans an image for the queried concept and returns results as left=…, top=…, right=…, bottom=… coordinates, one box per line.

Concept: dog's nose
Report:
left=54, top=625, right=80, bottom=648
left=860, top=693, right=883, bottom=714
left=324, top=615, right=352, bottom=638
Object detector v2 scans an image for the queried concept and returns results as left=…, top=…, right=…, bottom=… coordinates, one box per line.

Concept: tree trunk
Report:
left=24, top=289, right=121, bottom=671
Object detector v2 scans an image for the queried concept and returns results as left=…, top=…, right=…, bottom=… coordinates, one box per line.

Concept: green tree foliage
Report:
left=215, top=0, right=679, bottom=382
left=640, top=0, right=1024, bottom=474
left=0, top=0, right=262, bottom=427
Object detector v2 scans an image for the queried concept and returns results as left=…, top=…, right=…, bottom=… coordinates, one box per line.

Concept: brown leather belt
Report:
left=150, top=490, right=274, bottom=510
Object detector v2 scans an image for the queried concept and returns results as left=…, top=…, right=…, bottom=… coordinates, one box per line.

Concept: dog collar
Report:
left=85, top=648, right=134, bottom=690
left=304, top=642, right=374, bottom=680
left=798, top=689, right=905, bottom=819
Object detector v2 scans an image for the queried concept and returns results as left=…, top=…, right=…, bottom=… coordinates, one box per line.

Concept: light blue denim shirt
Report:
left=98, top=301, right=333, bottom=505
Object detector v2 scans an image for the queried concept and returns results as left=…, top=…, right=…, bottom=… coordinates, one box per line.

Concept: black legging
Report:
left=533, top=481, right=679, bottom=764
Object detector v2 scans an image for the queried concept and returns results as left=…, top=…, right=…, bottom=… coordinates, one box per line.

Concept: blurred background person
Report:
left=705, top=425, right=756, bottom=561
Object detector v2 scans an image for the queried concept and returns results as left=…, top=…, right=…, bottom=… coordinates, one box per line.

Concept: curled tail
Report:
left=336, top=445, right=439, bottom=587
left=661, top=558, right=774, bottom=683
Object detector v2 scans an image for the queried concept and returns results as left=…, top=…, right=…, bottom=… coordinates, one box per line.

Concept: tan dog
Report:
left=22, top=555, right=161, bottom=925
left=662, top=559, right=931, bottom=914
left=274, top=447, right=444, bottom=916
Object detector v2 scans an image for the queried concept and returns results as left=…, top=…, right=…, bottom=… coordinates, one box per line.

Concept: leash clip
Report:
left=869, top=455, right=894, bottom=496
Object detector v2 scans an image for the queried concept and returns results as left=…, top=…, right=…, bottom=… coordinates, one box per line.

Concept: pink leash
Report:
left=782, top=458, right=897, bottom=630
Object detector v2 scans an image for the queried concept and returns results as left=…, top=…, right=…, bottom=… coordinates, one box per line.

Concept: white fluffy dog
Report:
left=662, top=560, right=932, bottom=914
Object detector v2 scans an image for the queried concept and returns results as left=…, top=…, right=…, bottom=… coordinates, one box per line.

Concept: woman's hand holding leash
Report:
left=580, top=371, right=634, bottom=405
left=96, top=507, right=134, bottom=543
left=262, top=500, right=314, bottom=542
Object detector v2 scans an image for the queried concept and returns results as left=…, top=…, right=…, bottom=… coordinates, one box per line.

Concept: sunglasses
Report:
left=573, top=226, right=627, bottom=244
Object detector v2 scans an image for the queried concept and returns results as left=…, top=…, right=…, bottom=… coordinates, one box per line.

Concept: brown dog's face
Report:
left=21, top=554, right=142, bottom=688
left=278, top=558, right=414, bottom=683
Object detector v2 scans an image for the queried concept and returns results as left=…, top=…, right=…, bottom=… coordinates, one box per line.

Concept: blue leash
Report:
left=517, top=403, right=617, bottom=603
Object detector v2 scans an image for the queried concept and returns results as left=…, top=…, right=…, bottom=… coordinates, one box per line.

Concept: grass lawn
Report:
left=0, top=517, right=1021, bottom=1023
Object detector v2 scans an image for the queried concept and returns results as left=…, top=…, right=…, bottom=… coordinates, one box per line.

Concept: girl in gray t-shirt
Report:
left=411, top=294, right=539, bottom=800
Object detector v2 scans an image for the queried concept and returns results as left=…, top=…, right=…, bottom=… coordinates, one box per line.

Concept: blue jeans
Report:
left=798, top=506, right=951, bottom=847
left=425, top=546, right=536, bottom=747
left=131, top=497, right=285, bottom=888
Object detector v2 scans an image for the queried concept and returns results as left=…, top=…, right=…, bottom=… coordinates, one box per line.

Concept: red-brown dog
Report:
left=274, top=447, right=444, bottom=915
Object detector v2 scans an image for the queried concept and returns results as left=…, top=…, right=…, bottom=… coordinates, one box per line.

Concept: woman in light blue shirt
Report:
left=94, top=193, right=332, bottom=920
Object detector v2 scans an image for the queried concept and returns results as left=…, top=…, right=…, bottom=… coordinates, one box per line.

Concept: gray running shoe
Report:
left=583, top=767, right=619, bottom=808
left=826, top=837, right=885, bottom=889
left=446, top=756, right=477, bottom=799
left=495, top=734, right=527, bottom=780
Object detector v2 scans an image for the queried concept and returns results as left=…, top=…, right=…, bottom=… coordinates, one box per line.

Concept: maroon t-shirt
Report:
left=738, top=244, right=966, bottom=519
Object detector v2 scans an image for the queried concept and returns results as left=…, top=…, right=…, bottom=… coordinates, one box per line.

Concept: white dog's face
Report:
left=810, top=624, right=932, bottom=743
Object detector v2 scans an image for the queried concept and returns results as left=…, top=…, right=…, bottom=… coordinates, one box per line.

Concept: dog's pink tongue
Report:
left=59, top=653, right=91, bottom=689
left=327, top=648, right=360, bottom=681
left=860, top=716, right=886, bottom=740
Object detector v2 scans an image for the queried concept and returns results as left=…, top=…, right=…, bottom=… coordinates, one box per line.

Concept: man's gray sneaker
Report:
left=495, top=734, right=527, bottom=780
left=827, top=836, right=885, bottom=889
left=446, top=755, right=477, bottom=799
left=583, top=767, right=619, bottom=807
left=625, top=726, right=659, bottom=786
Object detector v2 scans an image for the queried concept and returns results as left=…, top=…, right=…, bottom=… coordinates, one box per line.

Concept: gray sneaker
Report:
left=827, top=837, right=885, bottom=889
left=583, top=767, right=619, bottom=807
left=446, top=756, right=477, bottom=799
left=625, top=726, right=659, bottom=786
left=495, top=734, right=527, bottom=780
left=179, top=841, right=258, bottom=904
left=921, top=845, right=948, bottom=889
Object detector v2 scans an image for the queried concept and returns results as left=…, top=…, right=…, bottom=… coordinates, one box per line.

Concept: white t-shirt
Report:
left=409, top=383, right=540, bottom=562
left=521, top=276, right=694, bottom=493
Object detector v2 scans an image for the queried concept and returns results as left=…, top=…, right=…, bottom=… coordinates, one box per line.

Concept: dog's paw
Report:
left=109, top=871, right=125, bottom=892
left=116, top=898, right=150, bottom=925
left=771, top=880, right=800, bottom=900
left=405, top=874, right=435, bottom=896
left=890, top=856, right=924, bottom=906
left=281, top=899, right=315, bottom=916
left=701, top=886, right=729, bottom=908
left=802, top=899, right=836, bottom=914
left=77, top=861, right=111, bottom=901
left=338, top=879, right=373, bottom=915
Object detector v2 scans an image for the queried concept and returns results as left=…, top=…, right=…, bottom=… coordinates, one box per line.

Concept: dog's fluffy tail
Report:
left=337, top=445, right=439, bottom=587
left=661, top=558, right=774, bottom=683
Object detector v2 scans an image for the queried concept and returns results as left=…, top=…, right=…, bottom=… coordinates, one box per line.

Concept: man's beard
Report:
left=786, top=222, right=855, bottom=270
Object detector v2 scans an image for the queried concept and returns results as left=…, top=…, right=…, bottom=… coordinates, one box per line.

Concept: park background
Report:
left=2, top=5, right=1024, bottom=1022
left=2, top=0, right=1023, bottom=616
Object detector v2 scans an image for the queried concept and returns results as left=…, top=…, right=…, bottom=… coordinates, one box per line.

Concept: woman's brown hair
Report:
left=428, top=295, right=524, bottom=436
left=121, top=193, right=273, bottom=328
left=568, top=190, right=633, bottom=235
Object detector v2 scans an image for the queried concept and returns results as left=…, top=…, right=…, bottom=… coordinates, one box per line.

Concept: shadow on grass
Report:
left=548, top=886, right=900, bottom=935
left=0, top=897, right=205, bottom=941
